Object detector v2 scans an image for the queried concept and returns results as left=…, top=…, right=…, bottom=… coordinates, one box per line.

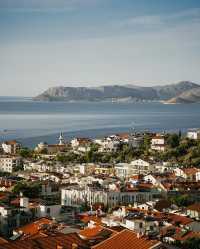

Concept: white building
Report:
left=38, top=202, right=61, bottom=219
left=2, top=140, right=21, bottom=154
left=115, top=163, right=132, bottom=179
left=123, top=216, right=159, bottom=235
left=187, top=129, right=200, bottom=140
left=115, top=160, right=156, bottom=179
left=151, top=135, right=165, bottom=152
left=0, top=156, right=21, bottom=173
left=61, top=186, right=153, bottom=208
left=23, top=160, right=51, bottom=172
left=129, top=134, right=144, bottom=149
left=95, top=135, right=121, bottom=153
left=71, top=138, right=92, bottom=152
left=174, top=167, right=200, bottom=181
left=79, top=163, right=95, bottom=175
left=130, top=159, right=156, bottom=175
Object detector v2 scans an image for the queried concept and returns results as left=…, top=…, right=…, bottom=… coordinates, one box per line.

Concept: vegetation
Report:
left=169, top=194, right=194, bottom=207
left=12, top=181, right=42, bottom=198
left=54, top=135, right=200, bottom=167
left=157, top=137, right=200, bottom=167
left=183, top=237, right=200, bottom=249
left=19, top=148, right=34, bottom=158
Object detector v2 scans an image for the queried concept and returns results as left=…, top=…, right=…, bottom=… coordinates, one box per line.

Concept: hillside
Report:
left=166, top=87, right=200, bottom=104
left=34, top=81, right=200, bottom=102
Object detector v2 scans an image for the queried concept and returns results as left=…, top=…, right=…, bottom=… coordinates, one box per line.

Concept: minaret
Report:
left=59, top=132, right=64, bottom=145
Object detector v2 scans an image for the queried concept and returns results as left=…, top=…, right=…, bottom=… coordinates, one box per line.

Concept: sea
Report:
left=0, top=97, right=200, bottom=148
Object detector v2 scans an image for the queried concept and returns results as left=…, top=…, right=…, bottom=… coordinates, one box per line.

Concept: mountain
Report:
left=166, top=87, right=200, bottom=104
left=34, top=81, right=200, bottom=102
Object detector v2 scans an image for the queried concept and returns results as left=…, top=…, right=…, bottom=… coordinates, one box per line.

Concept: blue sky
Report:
left=0, top=0, right=200, bottom=96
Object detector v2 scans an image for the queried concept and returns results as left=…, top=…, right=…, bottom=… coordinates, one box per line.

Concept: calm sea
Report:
left=0, top=97, right=200, bottom=147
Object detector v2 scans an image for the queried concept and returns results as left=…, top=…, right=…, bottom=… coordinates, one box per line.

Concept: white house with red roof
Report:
left=151, top=134, right=166, bottom=152
left=174, top=167, right=200, bottom=181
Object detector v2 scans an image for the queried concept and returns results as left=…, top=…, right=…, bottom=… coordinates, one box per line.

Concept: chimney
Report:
left=72, top=243, right=78, bottom=249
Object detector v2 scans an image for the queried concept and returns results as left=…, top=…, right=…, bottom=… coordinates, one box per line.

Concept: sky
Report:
left=0, top=0, right=200, bottom=96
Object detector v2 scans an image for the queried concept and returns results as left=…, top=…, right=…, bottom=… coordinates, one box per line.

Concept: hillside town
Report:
left=0, top=129, right=200, bottom=249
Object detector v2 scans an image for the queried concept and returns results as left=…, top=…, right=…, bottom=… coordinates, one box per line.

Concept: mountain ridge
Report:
left=34, top=81, right=200, bottom=103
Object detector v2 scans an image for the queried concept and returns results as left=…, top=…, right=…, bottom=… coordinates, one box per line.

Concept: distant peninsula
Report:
left=34, top=81, right=200, bottom=103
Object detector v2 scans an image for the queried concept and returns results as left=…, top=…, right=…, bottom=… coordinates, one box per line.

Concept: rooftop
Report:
left=91, top=229, right=161, bottom=249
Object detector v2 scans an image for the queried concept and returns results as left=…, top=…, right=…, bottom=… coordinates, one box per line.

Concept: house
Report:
left=94, top=164, right=114, bottom=176
left=35, top=133, right=67, bottom=154
left=97, top=135, right=121, bottom=153
left=186, top=203, right=200, bottom=220
left=79, top=163, right=96, bottom=175
left=123, top=215, right=159, bottom=235
left=151, top=134, right=165, bottom=152
left=0, top=156, right=22, bottom=173
left=91, top=229, right=162, bottom=249
left=174, top=167, right=200, bottom=181
left=71, top=137, right=92, bottom=152
left=115, top=163, right=132, bottom=179
left=130, top=159, right=156, bottom=175
left=1, top=140, right=21, bottom=154
left=23, top=160, right=52, bottom=172
left=116, top=133, right=130, bottom=143
left=0, top=203, right=32, bottom=237
left=129, top=133, right=144, bottom=149
left=35, top=142, right=66, bottom=154
left=38, top=200, right=61, bottom=219
left=187, top=129, right=200, bottom=140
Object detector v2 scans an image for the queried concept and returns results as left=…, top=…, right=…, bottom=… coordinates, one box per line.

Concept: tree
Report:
left=183, top=237, right=200, bottom=249
left=12, top=182, right=42, bottom=198
left=19, top=148, right=33, bottom=158
left=169, top=194, right=193, bottom=207
left=167, top=134, right=180, bottom=148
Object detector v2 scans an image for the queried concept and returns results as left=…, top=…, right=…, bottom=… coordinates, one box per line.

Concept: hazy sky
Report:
left=0, top=0, right=200, bottom=96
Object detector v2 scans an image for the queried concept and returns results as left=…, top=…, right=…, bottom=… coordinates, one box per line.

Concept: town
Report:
left=0, top=129, right=199, bottom=248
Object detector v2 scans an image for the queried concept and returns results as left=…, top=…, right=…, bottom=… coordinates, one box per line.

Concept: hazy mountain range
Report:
left=34, top=81, right=200, bottom=103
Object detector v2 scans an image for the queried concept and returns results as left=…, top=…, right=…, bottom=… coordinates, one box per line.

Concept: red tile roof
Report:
left=79, top=225, right=117, bottom=240
left=187, top=203, right=200, bottom=213
left=80, top=215, right=102, bottom=225
left=0, top=237, right=8, bottom=245
left=174, top=231, right=200, bottom=241
left=168, top=214, right=193, bottom=226
left=91, top=229, right=161, bottom=249
left=80, top=225, right=103, bottom=239
left=0, top=233, right=89, bottom=249
left=183, top=168, right=199, bottom=175
left=15, top=218, right=54, bottom=236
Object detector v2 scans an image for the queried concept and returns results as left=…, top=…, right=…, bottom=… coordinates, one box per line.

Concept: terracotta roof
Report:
left=3, top=140, right=19, bottom=145
left=116, top=133, right=129, bottom=139
left=91, top=229, right=161, bottom=249
left=183, top=167, right=199, bottom=175
left=0, top=237, right=8, bottom=245
left=79, top=226, right=104, bottom=239
left=15, top=218, right=54, bottom=236
left=174, top=231, right=200, bottom=241
left=79, top=225, right=116, bottom=240
left=80, top=215, right=103, bottom=225
left=152, top=136, right=165, bottom=140
left=168, top=214, right=193, bottom=226
left=187, top=203, right=200, bottom=213
left=0, top=233, right=89, bottom=249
